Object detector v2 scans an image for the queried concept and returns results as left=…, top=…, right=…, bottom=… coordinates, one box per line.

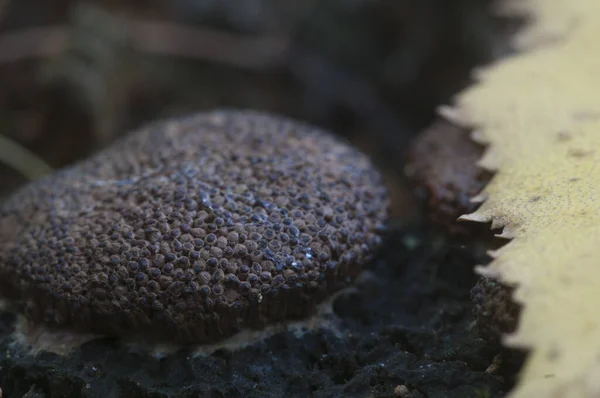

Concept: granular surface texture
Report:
left=0, top=109, right=388, bottom=344
left=0, top=229, right=515, bottom=398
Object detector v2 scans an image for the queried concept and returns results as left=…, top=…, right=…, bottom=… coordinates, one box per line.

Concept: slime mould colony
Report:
left=0, top=110, right=389, bottom=345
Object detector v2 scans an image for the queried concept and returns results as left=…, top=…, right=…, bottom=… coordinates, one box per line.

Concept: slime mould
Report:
left=0, top=109, right=389, bottom=344
left=405, top=119, right=490, bottom=236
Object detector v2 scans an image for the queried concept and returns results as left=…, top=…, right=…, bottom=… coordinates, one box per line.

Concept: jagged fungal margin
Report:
left=441, top=0, right=600, bottom=397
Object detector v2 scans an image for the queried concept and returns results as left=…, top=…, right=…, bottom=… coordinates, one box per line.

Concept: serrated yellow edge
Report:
left=446, top=1, right=600, bottom=397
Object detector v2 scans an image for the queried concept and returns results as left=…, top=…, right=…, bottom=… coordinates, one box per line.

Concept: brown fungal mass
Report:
left=405, top=118, right=491, bottom=235
left=0, top=110, right=388, bottom=344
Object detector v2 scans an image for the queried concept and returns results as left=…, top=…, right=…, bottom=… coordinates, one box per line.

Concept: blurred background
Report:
left=0, top=4, right=527, bottom=395
left=0, top=0, right=521, bottom=212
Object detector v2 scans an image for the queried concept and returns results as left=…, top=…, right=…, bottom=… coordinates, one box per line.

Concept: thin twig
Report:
left=0, top=26, right=66, bottom=63
left=127, top=20, right=289, bottom=69
left=0, top=0, right=9, bottom=24
left=0, top=0, right=13, bottom=56
left=0, top=20, right=289, bottom=69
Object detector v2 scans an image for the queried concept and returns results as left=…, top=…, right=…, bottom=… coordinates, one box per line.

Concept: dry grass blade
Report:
left=0, top=134, right=53, bottom=180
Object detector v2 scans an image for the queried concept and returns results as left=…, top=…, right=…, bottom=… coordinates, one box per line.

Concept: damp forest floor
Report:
left=0, top=226, right=519, bottom=398
left=0, top=1, right=525, bottom=396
